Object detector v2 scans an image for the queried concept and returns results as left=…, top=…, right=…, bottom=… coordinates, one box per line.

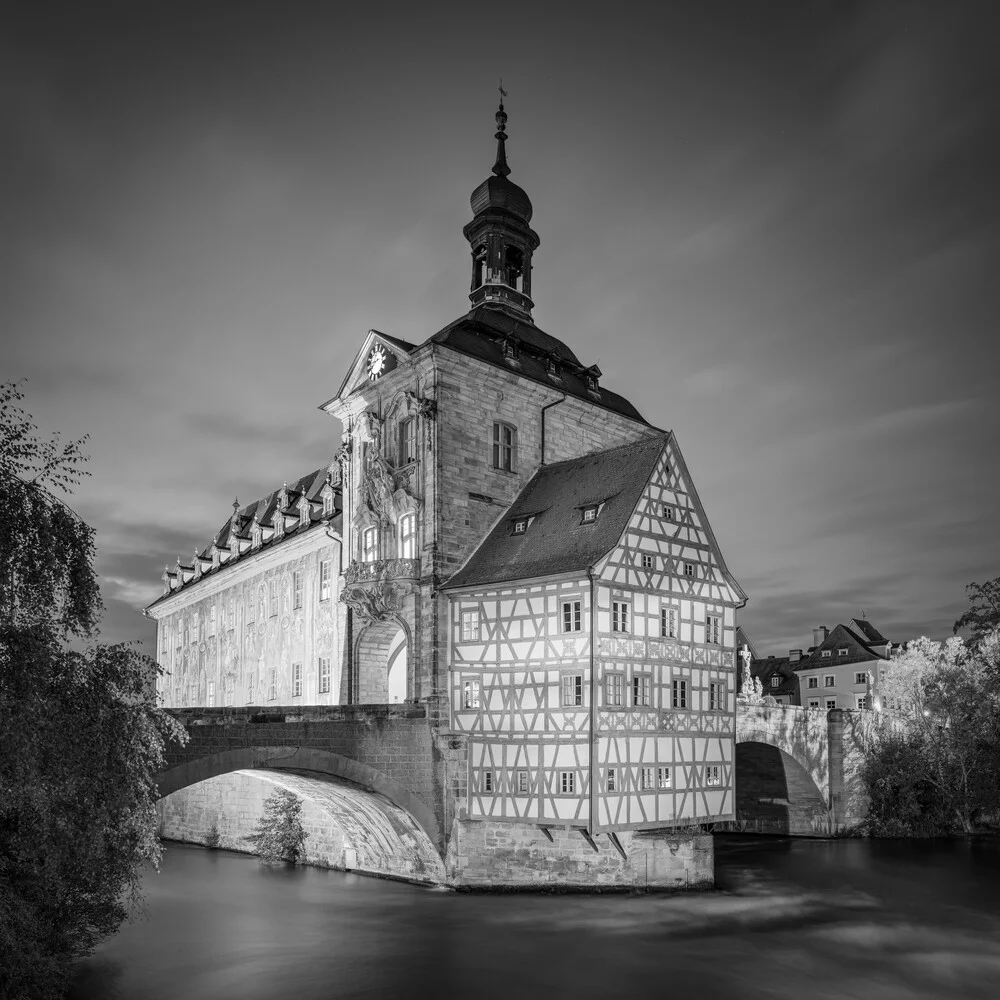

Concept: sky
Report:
left=3, top=0, right=997, bottom=656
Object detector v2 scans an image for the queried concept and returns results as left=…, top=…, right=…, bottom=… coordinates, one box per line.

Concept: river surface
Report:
left=70, top=835, right=1000, bottom=1000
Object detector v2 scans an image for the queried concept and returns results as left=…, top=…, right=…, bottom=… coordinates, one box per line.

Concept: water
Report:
left=70, top=836, right=1000, bottom=1000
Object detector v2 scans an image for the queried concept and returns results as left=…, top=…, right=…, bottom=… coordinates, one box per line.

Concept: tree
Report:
left=244, top=787, right=309, bottom=865
left=0, top=381, right=186, bottom=1000
left=954, top=577, right=1000, bottom=649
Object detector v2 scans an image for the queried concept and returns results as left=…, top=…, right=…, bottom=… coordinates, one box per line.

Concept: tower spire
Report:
left=492, top=81, right=510, bottom=178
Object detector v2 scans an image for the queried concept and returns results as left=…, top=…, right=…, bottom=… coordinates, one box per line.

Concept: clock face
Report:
left=367, top=345, right=388, bottom=380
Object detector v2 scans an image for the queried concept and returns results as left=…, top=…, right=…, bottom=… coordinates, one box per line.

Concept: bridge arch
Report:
left=155, top=746, right=444, bottom=880
left=734, top=741, right=831, bottom=836
left=354, top=616, right=411, bottom=704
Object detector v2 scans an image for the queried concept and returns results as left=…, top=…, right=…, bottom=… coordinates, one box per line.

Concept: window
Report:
left=658, top=767, right=672, bottom=789
left=633, top=674, right=651, bottom=707
left=683, top=562, right=694, bottom=578
left=398, top=417, right=417, bottom=465
left=641, top=553, right=654, bottom=569
left=661, top=607, right=677, bottom=638
left=826, top=698, right=837, bottom=710
left=821, top=650, right=832, bottom=658
left=705, top=765, right=722, bottom=787
left=612, top=600, right=630, bottom=633
left=605, top=673, right=625, bottom=707
left=672, top=679, right=688, bottom=709
left=839, top=648, right=850, bottom=656
left=706, top=615, right=721, bottom=644
left=461, top=609, right=480, bottom=641
left=856, top=696, right=867, bottom=709
left=291, top=663, right=302, bottom=698
left=808, top=698, right=820, bottom=708
left=512, top=518, right=528, bottom=534
left=561, top=600, right=582, bottom=633
left=517, top=770, right=528, bottom=794
left=808, top=677, right=819, bottom=689
left=661, top=504, right=674, bottom=520
left=492, top=421, right=516, bottom=472
left=293, top=571, right=303, bottom=610
left=709, top=681, right=725, bottom=710
left=640, top=767, right=655, bottom=791
left=362, top=527, right=378, bottom=563
left=770, top=676, right=781, bottom=687
left=483, top=771, right=493, bottom=793
left=561, top=674, right=583, bottom=707
left=319, top=561, right=331, bottom=602
left=462, top=678, right=481, bottom=709
left=560, top=771, right=575, bottom=794
left=398, top=512, right=416, bottom=559
left=268, top=669, right=276, bottom=702
left=855, top=671, right=868, bottom=685
left=319, top=657, right=331, bottom=694
left=207, top=681, right=215, bottom=707
left=824, top=675, right=835, bottom=687
left=581, top=505, right=599, bottom=523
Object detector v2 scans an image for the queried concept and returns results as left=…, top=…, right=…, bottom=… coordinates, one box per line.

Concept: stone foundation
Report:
left=445, top=820, right=714, bottom=890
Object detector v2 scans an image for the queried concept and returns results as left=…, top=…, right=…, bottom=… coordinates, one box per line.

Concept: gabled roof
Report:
left=849, top=618, right=888, bottom=645
left=442, top=434, right=667, bottom=590
left=425, top=306, right=648, bottom=424
left=325, top=329, right=419, bottom=405
left=793, top=621, right=893, bottom=671
left=748, top=655, right=798, bottom=698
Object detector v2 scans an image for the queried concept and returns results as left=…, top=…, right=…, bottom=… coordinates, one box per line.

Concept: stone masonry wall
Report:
left=446, top=820, right=714, bottom=890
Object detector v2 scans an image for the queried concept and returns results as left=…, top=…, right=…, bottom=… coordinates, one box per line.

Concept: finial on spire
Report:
left=492, top=81, right=510, bottom=178
left=232, top=497, right=240, bottom=514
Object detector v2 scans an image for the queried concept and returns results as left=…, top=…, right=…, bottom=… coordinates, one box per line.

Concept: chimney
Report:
left=812, top=626, right=828, bottom=647
left=789, top=649, right=802, bottom=662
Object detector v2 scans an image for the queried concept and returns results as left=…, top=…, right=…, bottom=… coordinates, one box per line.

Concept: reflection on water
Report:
left=70, top=836, right=1000, bottom=1000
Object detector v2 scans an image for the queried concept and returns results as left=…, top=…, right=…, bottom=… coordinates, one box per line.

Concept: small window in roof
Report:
left=512, top=518, right=528, bottom=534
left=581, top=505, right=599, bottom=523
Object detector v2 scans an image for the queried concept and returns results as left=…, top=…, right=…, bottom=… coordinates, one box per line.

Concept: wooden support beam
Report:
left=538, top=826, right=554, bottom=843
left=607, top=831, right=627, bottom=861
left=577, top=828, right=600, bottom=853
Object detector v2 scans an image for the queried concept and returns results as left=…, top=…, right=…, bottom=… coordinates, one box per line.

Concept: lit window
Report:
left=362, top=527, right=379, bottom=563
left=512, top=518, right=528, bottom=534
left=706, top=615, right=721, bottom=644
left=839, top=648, right=849, bottom=656
left=319, top=561, right=331, bottom=602
left=683, top=563, right=694, bottom=578
left=612, top=600, right=630, bottom=633
left=770, top=676, right=781, bottom=687
left=633, top=674, right=651, bottom=707
left=826, top=698, right=837, bottom=710
left=640, top=767, right=654, bottom=791
left=462, top=678, right=481, bottom=709
left=856, top=696, right=867, bottom=709
left=709, top=681, right=725, bottom=710
left=319, top=657, right=331, bottom=694
left=672, top=679, right=688, bottom=709
left=483, top=771, right=493, bottom=793
left=269, top=581, right=278, bottom=617
left=824, top=675, right=835, bottom=687
left=517, top=770, right=529, bottom=794
left=821, top=650, right=832, bottom=658
left=661, top=505, right=674, bottom=520
left=581, top=505, right=599, bottom=523
left=641, top=553, right=654, bottom=569
left=605, top=673, right=625, bottom=707
left=492, top=421, right=516, bottom=472
left=808, top=677, right=819, bottom=689
left=398, top=512, right=416, bottom=559
left=398, top=417, right=417, bottom=465
left=461, top=609, right=480, bottom=641
left=705, top=765, right=722, bottom=787
left=607, top=768, right=617, bottom=792
left=661, top=607, right=677, bottom=638
left=658, top=767, right=671, bottom=789
left=561, top=674, right=583, bottom=707
left=561, top=600, right=582, bottom=633
left=560, top=771, right=575, bottom=794
left=292, top=663, right=302, bottom=698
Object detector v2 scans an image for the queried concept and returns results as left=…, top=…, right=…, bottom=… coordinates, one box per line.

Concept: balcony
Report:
left=344, top=558, right=420, bottom=586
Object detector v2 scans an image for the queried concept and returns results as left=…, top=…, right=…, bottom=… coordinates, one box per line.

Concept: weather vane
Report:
left=499, top=77, right=507, bottom=105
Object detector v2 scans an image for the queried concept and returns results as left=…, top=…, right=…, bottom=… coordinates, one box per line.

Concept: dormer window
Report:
left=582, top=505, right=598, bottom=523
left=502, top=336, right=520, bottom=362
left=298, top=497, right=309, bottom=528
left=586, top=374, right=598, bottom=392
left=821, top=650, right=832, bottom=657
left=546, top=355, right=561, bottom=380
left=513, top=518, right=528, bottom=534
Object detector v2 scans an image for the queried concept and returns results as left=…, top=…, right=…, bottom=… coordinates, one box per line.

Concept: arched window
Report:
left=398, top=512, right=416, bottom=559
left=362, top=526, right=379, bottom=563
left=504, top=246, right=524, bottom=290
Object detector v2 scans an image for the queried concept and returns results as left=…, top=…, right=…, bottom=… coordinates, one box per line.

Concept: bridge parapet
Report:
left=166, top=702, right=426, bottom=727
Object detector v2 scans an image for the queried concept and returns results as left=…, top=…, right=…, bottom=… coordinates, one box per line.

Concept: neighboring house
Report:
left=793, top=620, right=892, bottom=710
left=735, top=627, right=799, bottom=705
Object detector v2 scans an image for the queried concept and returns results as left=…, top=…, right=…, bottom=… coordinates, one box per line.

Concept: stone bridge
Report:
left=734, top=705, right=878, bottom=836
left=155, top=703, right=451, bottom=883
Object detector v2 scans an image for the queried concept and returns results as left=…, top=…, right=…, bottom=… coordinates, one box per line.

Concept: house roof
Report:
left=442, top=434, right=668, bottom=591
left=793, top=621, right=893, bottom=671
left=748, top=655, right=798, bottom=698
left=424, top=306, right=648, bottom=424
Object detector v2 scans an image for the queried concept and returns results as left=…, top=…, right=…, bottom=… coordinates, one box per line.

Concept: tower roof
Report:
left=469, top=101, right=533, bottom=223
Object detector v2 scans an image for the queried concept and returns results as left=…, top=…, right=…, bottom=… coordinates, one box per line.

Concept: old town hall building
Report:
left=146, top=103, right=747, bottom=860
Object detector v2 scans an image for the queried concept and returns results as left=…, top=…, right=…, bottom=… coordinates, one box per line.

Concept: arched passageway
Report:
left=354, top=618, right=409, bottom=704
left=735, top=741, right=831, bottom=836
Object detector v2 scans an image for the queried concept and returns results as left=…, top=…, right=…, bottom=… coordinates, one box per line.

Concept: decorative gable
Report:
left=326, top=330, right=417, bottom=404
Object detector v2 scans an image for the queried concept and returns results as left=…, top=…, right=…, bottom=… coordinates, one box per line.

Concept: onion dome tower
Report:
left=463, top=100, right=540, bottom=321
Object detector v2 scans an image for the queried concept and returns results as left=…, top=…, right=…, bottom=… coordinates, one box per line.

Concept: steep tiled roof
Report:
left=443, top=434, right=667, bottom=590
left=849, top=618, right=888, bottom=645
left=425, top=306, right=648, bottom=424
left=749, top=656, right=798, bottom=699
left=793, top=621, right=893, bottom=672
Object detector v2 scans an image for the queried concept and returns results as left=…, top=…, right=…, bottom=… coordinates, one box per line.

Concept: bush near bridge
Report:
left=859, top=618, right=1000, bottom=837
left=244, top=787, right=309, bottom=865
left=0, top=382, right=186, bottom=1000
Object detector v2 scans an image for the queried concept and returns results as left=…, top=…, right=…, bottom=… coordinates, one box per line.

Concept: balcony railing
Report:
left=344, top=558, right=420, bottom=585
